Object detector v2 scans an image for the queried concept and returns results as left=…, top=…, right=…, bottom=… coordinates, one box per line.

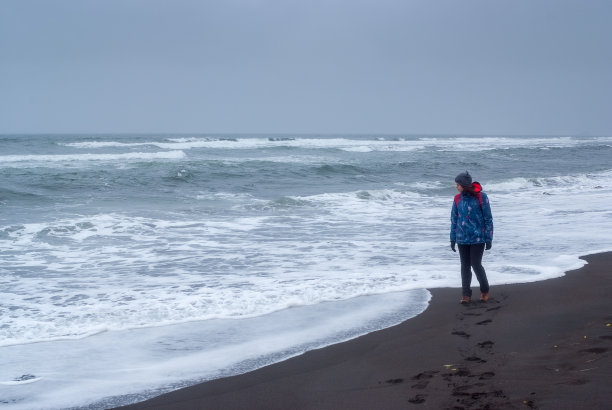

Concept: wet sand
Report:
left=117, top=252, right=612, bottom=409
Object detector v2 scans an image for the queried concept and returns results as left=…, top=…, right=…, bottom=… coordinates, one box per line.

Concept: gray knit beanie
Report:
left=455, top=171, right=472, bottom=187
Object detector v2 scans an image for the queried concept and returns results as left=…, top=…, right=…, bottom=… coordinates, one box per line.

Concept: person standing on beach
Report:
left=450, top=171, right=494, bottom=304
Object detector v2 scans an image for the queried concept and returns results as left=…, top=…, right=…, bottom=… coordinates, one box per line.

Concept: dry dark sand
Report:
left=118, top=253, right=612, bottom=410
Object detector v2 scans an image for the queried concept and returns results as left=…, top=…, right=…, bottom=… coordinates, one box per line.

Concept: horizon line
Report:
left=0, top=132, right=608, bottom=138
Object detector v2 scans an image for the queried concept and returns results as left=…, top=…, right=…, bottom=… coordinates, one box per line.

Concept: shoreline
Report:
left=117, top=252, right=612, bottom=409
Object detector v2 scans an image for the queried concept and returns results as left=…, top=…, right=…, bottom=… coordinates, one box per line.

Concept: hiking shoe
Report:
left=460, top=296, right=471, bottom=304
left=480, top=292, right=489, bottom=302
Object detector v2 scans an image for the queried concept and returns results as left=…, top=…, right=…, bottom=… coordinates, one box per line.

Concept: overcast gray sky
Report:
left=1, top=0, right=611, bottom=135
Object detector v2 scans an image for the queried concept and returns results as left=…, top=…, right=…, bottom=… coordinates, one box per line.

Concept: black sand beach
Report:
left=118, top=253, right=612, bottom=410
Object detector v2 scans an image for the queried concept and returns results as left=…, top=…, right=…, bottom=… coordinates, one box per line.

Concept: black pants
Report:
left=458, top=243, right=489, bottom=297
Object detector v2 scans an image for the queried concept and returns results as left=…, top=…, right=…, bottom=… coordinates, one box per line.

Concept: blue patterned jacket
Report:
left=450, top=183, right=494, bottom=245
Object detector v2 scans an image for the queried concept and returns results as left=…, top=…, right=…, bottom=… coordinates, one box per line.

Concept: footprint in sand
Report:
left=452, top=330, right=471, bottom=338
left=465, top=356, right=487, bottom=363
left=477, top=340, right=495, bottom=349
left=410, top=370, right=439, bottom=389
left=412, top=370, right=439, bottom=380
left=478, top=371, right=495, bottom=380
left=408, top=394, right=426, bottom=404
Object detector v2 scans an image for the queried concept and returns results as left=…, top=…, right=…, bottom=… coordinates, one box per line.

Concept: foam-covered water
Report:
left=1, top=134, right=612, bottom=409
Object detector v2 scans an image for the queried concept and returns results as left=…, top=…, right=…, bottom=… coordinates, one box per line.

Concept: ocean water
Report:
left=1, top=134, right=611, bottom=409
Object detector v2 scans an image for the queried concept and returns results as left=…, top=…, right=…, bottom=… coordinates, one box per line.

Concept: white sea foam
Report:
left=56, top=135, right=612, bottom=156
left=486, top=169, right=612, bottom=192
left=0, top=290, right=430, bottom=410
left=61, top=141, right=150, bottom=148
left=0, top=150, right=186, bottom=164
left=3, top=169, right=612, bottom=348
left=423, top=136, right=591, bottom=151
left=66, top=137, right=423, bottom=151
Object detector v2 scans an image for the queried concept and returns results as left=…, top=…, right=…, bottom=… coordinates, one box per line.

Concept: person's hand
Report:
left=451, top=241, right=456, bottom=252
left=485, top=242, right=492, bottom=250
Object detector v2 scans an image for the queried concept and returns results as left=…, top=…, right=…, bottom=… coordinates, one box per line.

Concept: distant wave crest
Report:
left=0, top=150, right=186, bottom=163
